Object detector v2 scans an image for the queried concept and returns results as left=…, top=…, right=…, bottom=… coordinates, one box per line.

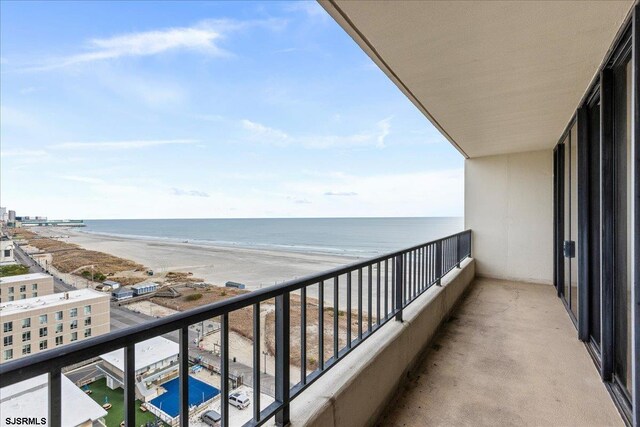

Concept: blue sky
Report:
left=0, top=1, right=463, bottom=220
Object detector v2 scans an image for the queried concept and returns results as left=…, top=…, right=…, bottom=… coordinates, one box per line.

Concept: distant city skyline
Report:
left=0, top=1, right=463, bottom=220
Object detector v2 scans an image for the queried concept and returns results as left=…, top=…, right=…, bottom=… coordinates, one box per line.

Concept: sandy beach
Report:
left=35, top=227, right=358, bottom=291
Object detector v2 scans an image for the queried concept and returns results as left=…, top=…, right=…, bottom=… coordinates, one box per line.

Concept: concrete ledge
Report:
left=287, top=258, right=476, bottom=427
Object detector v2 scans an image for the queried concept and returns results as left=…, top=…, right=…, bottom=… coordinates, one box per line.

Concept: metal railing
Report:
left=0, top=230, right=472, bottom=427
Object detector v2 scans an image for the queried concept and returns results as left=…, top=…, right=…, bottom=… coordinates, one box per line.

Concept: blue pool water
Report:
left=149, top=376, right=220, bottom=418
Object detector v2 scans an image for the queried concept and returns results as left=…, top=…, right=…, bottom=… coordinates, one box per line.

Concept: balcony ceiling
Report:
left=321, top=0, right=635, bottom=158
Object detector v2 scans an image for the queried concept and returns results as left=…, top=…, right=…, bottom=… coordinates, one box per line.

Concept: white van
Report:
left=229, top=392, right=250, bottom=409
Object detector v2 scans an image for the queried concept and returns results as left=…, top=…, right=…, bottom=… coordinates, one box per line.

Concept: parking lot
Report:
left=189, top=385, right=275, bottom=427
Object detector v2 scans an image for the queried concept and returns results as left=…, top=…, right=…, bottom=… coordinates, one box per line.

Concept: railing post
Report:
left=178, top=327, right=189, bottom=427
left=49, top=369, right=62, bottom=427
left=456, top=234, right=461, bottom=268
left=394, top=255, right=404, bottom=322
left=124, top=343, right=137, bottom=427
left=435, top=240, right=443, bottom=286
left=275, top=292, right=291, bottom=426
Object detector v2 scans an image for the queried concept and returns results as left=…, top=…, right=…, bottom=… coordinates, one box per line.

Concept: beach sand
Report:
left=37, top=227, right=358, bottom=291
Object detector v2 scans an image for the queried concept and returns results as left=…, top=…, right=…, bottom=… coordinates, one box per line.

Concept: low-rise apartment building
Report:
left=0, top=236, right=15, bottom=265
left=0, top=289, right=110, bottom=363
left=0, top=272, right=54, bottom=302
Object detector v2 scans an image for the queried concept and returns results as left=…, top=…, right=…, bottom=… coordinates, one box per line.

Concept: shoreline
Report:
left=33, top=227, right=358, bottom=291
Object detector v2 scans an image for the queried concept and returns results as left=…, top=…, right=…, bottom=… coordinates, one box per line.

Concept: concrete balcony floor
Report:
left=379, top=278, right=623, bottom=427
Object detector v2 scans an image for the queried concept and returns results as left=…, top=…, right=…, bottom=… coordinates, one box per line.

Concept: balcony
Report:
left=1, top=1, right=639, bottom=426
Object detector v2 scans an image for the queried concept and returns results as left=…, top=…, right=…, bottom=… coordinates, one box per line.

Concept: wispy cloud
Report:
left=21, top=19, right=286, bottom=72
left=324, top=191, right=358, bottom=197
left=241, top=119, right=289, bottom=146
left=50, top=139, right=198, bottom=150
left=241, top=117, right=392, bottom=149
left=171, top=188, right=210, bottom=198
left=0, top=149, right=48, bottom=157
left=284, top=1, right=328, bottom=20
left=60, top=175, right=105, bottom=184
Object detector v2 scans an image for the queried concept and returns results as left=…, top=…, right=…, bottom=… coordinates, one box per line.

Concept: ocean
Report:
left=82, top=217, right=464, bottom=258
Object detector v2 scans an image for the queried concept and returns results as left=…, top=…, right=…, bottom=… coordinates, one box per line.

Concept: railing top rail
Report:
left=0, top=229, right=471, bottom=386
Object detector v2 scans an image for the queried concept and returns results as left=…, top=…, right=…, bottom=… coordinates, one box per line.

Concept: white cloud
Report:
left=50, top=139, right=198, bottom=150
left=0, top=149, right=47, bottom=157
left=171, top=188, right=210, bottom=198
left=285, top=1, right=328, bottom=20
left=241, top=119, right=290, bottom=145
left=240, top=117, right=392, bottom=149
left=22, top=18, right=286, bottom=71
left=60, top=175, right=105, bottom=184
left=324, top=191, right=358, bottom=197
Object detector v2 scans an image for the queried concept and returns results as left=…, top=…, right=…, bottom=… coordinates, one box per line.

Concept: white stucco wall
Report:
left=465, top=149, right=553, bottom=284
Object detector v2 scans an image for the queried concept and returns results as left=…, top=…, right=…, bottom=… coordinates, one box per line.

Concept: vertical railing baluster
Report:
left=395, top=254, right=404, bottom=321
left=384, top=259, right=389, bottom=318
left=376, top=262, right=381, bottom=325
left=347, top=271, right=352, bottom=348
left=412, top=250, right=418, bottom=298
left=456, top=234, right=461, bottom=268
left=49, top=369, right=62, bottom=427
left=358, top=268, right=363, bottom=341
left=390, top=258, right=395, bottom=317
left=275, top=293, right=290, bottom=426
left=221, top=313, right=229, bottom=427
left=367, top=264, right=372, bottom=332
left=178, top=328, right=188, bottom=427
left=300, top=287, right=307, bottom=384
left=333, top=276, right=339, bottom=361
left=436, top=240, right=443, bottom=286
left=253, top=303, right=261, bottom=423
left=318, top=281, right=324, bottom=370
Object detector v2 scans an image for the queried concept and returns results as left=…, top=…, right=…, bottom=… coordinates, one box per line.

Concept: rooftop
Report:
left=0, top=374, right=107, bottom=426
left=131, top=282, right=159, bottom=290
left=99, top=336, right=178, bottom=372
left=0, top=288, right=108, bottom=315
left=0, top=272, right=52, bottom=284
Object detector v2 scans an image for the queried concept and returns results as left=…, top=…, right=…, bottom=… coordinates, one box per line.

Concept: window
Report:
left=84, top=305, right=91, bottom=315
left=39, top=340, right=48, bottom=350
left=55, top=324, right=63, bottom=333
left=55, top=336, right=63, bottom=346
left=70, top=332, right=77, bottom=342
left=22, top=331, right=31, bottom=342
left=8, top=296, right=14, bottom=301
left=31, top=283, right=37, bottom=290
left=55, top=311, right=63, bottom=321
left=3, top=335, right=12, bottom=347
left=70, top=320, right=77, bottom=330
left=8, top=287, right=14, bottom=294
left=32, top=292, right=37, bottom=298
left=19, top=285, right=26, bottom=293
left=20, top=294, right=26, bottom=300
left=39, top=314, right=47, bottom=324
left=84, top=329, right=91, bottom=338
left=4, top=349, right=13, bottom=360
left=39, top=327, right=47, bottom=337
left=84, top=317, right=92, bottom=327
left=69, top=308, right=77, bottom=318
left=3, top=322, right=13, bottom=333
left=22, top=344, right=31, bottom=355
left=3, top=249, right=10, bottom=257
left=22, top=318, right=31, bottom=329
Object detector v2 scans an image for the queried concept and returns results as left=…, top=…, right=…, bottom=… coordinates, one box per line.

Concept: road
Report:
left=14, top=243, right=277, bottom=395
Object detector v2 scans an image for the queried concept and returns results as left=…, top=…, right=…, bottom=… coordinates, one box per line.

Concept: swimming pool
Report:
left=148, top=376, right=220, bottom=418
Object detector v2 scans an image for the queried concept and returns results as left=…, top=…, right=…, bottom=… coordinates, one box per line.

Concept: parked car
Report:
left=201, top=410, right=221, bottom=426
left=229, top=392, right=250, bottom=409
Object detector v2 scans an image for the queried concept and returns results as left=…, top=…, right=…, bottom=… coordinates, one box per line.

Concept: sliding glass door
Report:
left=611, top=55, right=632, bottom=402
